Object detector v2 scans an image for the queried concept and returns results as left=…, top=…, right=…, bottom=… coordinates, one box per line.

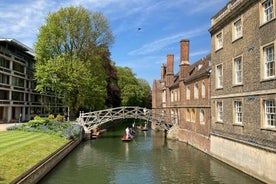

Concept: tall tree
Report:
left=116, top=66, right=151, bottom=107
left=34, top=6, right=114, bottom=118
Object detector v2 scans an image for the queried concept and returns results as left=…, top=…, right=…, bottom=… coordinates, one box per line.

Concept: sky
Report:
left=0, top=0, right=229, bottom=86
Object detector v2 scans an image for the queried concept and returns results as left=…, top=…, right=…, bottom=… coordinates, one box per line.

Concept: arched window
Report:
left=186, top=109, right=191, bottom=121
left=200, top=109, right=205, bottom=124
left=186, top=86, right=190, bottom=100
left=191, top=109, right=195, bottom=122
left=202, top=82, right=206, bottom=98
left=194, top=83, right=199, bottom=99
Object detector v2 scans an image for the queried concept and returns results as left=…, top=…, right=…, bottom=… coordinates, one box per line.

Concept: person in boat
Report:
left=144, top=122, right=147, bottom=129
left=125, top=127, right=133, bottom=139
left=132, top=122, right=135, bottom=130
left=125, top=127, right=130, bottom=139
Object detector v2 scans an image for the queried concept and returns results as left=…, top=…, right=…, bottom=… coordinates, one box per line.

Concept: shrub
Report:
left=56, top=114, right=64, bottom=122
left=48, top=114, right=55, bottom=119
left=7, top=118, right=82, bottom=140
left=34, top=115, right=40, bottom=120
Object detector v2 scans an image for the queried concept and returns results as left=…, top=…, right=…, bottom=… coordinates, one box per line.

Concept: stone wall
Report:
left=210, top=134, right=276, bottom=184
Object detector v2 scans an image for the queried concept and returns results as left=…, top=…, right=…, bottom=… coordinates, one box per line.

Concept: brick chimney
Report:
left=166, top=54, right=174, bottom=86
left=179, top=39, right=190, bottom=79
left=161, top=64, right=166, bottom=80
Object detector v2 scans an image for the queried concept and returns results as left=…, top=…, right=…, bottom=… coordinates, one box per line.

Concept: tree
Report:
left=116, top=67, right=151, bottom=107
left=34, top=6, right=114, bottom=118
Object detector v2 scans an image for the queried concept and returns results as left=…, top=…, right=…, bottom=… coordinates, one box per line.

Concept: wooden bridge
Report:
left=78, top=106, right=177, bottom=133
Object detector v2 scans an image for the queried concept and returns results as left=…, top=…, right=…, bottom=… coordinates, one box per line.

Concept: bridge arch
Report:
left=78, top=106, right=177, bottom=133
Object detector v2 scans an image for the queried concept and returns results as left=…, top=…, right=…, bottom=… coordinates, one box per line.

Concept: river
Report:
left=39, top=125, right=263, bottom=184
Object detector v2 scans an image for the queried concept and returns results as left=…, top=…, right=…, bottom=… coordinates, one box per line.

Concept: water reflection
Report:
left=39, top=130, right=263, bottom=184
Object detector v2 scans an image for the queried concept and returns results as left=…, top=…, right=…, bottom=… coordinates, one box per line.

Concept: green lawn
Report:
left=0, top=131, right=69, bottom=184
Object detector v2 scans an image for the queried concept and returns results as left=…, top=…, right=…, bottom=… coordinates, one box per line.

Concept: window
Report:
left=0, top=90, right=9, bottom=100
left=186, top=86, right=190, bottom=100
left=12, top=91, right=24, bottom=101
left=233, top=19, right=242, bottom=40
left=12, top=76, right=24, bottom=87
left=263, top=0, right=274, bottom=23
left=234, top=56, right=243, bottom=84
left=186, top=109, right=191, bottom=122
left=191, top=109, right=195, bottom=122
left=13, top=62, right=24, bottom=73
left=162, top=90, right=166, bottom=103
left=216, top=64, right=223, bottom=88
left=202, top=82, right=206, bottom=98
left=263, top=99, right=275, bottom=128
left=200, top=109, right=205, bottom=124
left=194, top=83, right=199, bottom=99
left=0, top=73, right=9, bottom=85
left=217, top=101, right=223, bottom=122
left=171, top=91, right=173, bottom=102
left=0, top=57, right=10, bottom=69
left=216, top=32, right=223, bottom=50
left=263, top=44, right=275, bottom=79
left=234, top=101, right=243, bottom=124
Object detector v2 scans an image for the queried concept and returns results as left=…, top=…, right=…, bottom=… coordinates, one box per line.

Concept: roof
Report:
left=168, top=54, right=211, bottom=88
left=0, top=38, right=34, bottom=56
left=183, top=54, right=211, bottom=83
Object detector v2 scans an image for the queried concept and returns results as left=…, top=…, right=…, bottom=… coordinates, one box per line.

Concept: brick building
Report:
left=209, top=0, right=276, bottom=183
left=0, top=39, right=64, bottom=122
left=152, top=40, right=212, bottom=153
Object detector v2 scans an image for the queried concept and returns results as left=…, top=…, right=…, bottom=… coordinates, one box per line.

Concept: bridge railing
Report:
left=78, top=106, right=178, bottom=131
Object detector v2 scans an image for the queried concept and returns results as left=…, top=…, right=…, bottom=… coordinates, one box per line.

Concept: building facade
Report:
left=0, top=39, right=64, bottom=123
left=152, top=40, right=212, bottom=153
left=209, top=0, right=276, bottom=183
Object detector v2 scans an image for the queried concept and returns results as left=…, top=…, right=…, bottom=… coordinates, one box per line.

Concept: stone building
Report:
left=0, top=39, right=64, bottom=123
left=209, top=0, right=276, bottom=183
left=152, top=40, right=212, bottom=153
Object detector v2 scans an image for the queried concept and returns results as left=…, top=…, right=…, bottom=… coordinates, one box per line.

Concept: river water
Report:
left=39, top=126, right=263, bottom=184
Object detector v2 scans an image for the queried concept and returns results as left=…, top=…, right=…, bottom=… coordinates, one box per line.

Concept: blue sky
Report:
left=0, top=0, right=229, bottom=86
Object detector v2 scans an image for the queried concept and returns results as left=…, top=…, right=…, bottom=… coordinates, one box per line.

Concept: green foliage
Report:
left=7, top=118, right=82, bottom=140
left=34, top=115, right=41, bottom=120
left=56, top=114, right=64, bottom=122
left=116, top=66, right=151, bottom=107
left=34, top=6, right=114, bottom=117
left=48, top=114, right=55, bottom=119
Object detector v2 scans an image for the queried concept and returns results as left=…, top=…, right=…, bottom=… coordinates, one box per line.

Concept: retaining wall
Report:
left=10, top=134, right=83, bottom=184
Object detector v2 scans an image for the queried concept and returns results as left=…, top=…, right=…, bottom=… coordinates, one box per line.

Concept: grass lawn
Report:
left=0, top=130, right=69, bottom=184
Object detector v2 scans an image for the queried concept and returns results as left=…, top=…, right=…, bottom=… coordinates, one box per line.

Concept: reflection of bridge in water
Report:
left=78, top=106, right=177, bottom=133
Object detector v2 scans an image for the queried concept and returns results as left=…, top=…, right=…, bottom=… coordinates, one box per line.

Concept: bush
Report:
left=56, top=114, right=64, bottom=122
left=7, top=117, right=82, bottom=140
left=48, top=114, right=55, bottom=119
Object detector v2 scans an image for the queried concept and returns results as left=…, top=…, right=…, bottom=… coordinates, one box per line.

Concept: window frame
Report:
left=186, top=109, right=191, bottom=122
left=200, top=108, right=205, bottom=124
left=260, top=0, right=275, bottom=25
left=194, top=83, right=199, bottom=99
left=202, top=82, right=206, bottom=99
left=186, top=86, right=190, bottom=100
left=215, top=32, right=223, bottom=51
left=262, top=98, right=275, bottom=129
left=233, top=56, right=243, bottom=85
left=233, top=100, right=243, bottom=125
left=232, top=18, right=243, bottom=41
left=216, top=64, right=223, bottom=89
left=216, top=101, right=223, bottom=122
left=260, top=42, right=275, bottom=80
